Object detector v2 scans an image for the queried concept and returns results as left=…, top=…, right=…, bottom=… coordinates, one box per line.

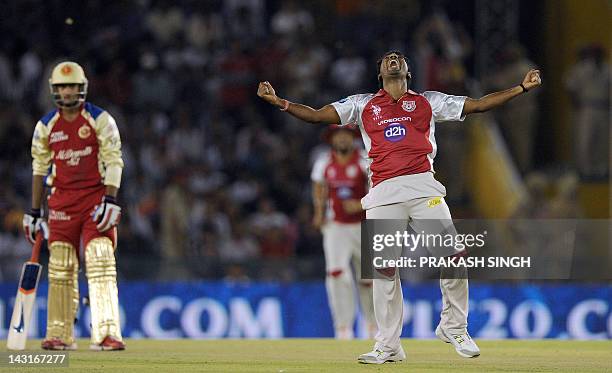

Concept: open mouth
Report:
left=389, top=59, right=400, bottom=70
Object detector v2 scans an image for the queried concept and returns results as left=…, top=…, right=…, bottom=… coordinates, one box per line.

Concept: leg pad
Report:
left=46, top=241, right=79, bottom=344
left=85, top=237, right=123, bottom=344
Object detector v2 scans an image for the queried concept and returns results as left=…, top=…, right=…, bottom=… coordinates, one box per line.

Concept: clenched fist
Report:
left=521, top=69, right=542, bottom=91
left=257, top=81, right=281, bottom=106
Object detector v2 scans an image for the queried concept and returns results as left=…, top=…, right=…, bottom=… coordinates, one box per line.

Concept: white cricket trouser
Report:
left=366, top=197, right=468, bottom=352
left=322, top=221, right=375, bottom=338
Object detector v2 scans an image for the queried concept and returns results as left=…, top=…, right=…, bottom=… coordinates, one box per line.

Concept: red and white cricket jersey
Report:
left=31, top=103, right=124, bottom=190
left=331, top=89, right=466, bottom=209
left=311, top=149, right=368, bottom=223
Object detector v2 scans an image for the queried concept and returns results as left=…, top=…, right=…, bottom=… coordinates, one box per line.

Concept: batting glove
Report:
left=22, top=208, right=49, bottom=244
left=92, top=195, right=122, bottom=232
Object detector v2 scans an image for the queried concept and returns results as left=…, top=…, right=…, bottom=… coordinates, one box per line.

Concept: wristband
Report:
left=29, top=208, right=41, bottom=218
left=279, top=99, right=290, bottom=111
left=520, top=83, right=528, bottom=93
left=103, top=195, right=117, bottom=204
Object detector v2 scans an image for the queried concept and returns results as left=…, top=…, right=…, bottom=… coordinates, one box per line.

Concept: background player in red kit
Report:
left=258, top=50, right=541, bottom=363
left=311, top=125, right=375, bottom=340
left=22, top=61, right=125, bottom=351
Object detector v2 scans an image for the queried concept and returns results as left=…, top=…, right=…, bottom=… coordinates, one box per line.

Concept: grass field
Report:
left=4, top=339, right=611, bottom=372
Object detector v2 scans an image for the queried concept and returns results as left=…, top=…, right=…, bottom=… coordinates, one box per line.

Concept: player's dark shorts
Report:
left=47, top=186, right=116, bottom=253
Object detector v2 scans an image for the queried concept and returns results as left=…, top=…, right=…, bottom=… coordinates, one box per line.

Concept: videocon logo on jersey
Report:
left=384, top=123, right=407, bottom=142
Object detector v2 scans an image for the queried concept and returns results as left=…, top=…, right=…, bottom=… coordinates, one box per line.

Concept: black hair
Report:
left=376, top=50, right=411, bottom=88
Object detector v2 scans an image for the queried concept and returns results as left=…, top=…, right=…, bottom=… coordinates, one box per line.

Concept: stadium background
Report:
left=0, top=0, right=609, bottom=340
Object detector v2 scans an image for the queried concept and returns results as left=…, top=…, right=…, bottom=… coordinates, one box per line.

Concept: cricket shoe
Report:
left=90, top=336, right=126, bottom=351
left=435, top=326, right=480, bottom=358
left=358, top=346, right=405, bottom=364
left=41, top=338, right=77, bottom=351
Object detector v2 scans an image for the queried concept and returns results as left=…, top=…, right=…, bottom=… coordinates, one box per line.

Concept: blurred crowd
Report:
left=0, top=0, right=608, bottom=282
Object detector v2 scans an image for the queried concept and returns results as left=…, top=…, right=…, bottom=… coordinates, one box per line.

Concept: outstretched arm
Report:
left=257, top=81, right=341, bottom=124
left=462, top=69, right=542, bottom=116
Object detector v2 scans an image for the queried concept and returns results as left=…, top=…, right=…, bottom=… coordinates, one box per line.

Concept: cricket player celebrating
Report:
left=311, top=125, right=375, bottom=340
left=23, top=61, right=125, bottom=351
left=258, top=50, right=541, bottom=363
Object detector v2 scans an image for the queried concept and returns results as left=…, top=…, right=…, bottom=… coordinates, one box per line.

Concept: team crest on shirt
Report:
left=402, top=100, right=416, bottom=112
left=78, top=124, right=91, bottom=139
left=371, top=105, right=382, bottom=120
left=327, top=167, right=336, bottom=178
left=346, top=165, right=358, bottom=178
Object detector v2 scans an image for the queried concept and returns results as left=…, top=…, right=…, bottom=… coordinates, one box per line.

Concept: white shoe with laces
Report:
left=435, top=325, right=480, bottom=358
left=357, top=346, right=406, bottom=364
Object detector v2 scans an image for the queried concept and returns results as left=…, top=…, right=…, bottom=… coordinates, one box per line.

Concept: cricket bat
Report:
left=6, top=232, right=44, bottom=350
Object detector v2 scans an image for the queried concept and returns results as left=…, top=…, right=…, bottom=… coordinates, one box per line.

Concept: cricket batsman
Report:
left=23, top=61, right=125, bottom=351
left=311, top=125, right=376, bottom=340
left=258, top=50, right=541, bottom=363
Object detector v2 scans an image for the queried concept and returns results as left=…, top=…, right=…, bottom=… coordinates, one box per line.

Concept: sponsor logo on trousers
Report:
left=49, top=210, right=71, bottom=221
left=428, top=197, right=442, bottom=207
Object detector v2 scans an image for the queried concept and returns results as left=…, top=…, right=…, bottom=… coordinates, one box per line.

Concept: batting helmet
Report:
left=49, top=61, right=88, bottom=108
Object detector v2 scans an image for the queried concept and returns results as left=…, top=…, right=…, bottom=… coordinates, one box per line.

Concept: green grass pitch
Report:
left=5, top=339, right=612, bottom=372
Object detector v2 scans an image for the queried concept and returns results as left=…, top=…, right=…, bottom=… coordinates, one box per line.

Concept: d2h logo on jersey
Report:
left=384, top=123, right=407, bottom=142
left=337, top=186, right=353, bottom=199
